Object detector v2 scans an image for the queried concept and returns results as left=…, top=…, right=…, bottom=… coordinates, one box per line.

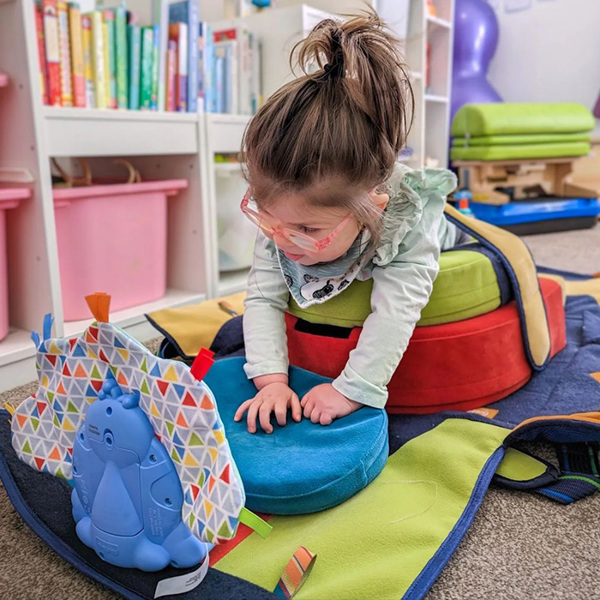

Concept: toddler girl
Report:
left=234, top=11, right=465, bottom=433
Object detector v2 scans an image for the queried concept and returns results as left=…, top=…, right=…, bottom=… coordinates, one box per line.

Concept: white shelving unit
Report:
left=406, top=0, right=455, bottom=168
left=0, top=1, right=336, bottom=391
left=0, top=0, right=214, bottom=391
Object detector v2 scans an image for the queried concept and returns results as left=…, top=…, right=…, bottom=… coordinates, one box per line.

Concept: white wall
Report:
left=486, top=0, right=600, bottom=124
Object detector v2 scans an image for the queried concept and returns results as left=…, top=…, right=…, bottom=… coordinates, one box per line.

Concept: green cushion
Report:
left=451, top=103, right=595, bottom=137
left=288, top=249, right=502, bottom=328
left=452, top=132, right=591, bottom=147
left=450, top=141, right=590, bottom=162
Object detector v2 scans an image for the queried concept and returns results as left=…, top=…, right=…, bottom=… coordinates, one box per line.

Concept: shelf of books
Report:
left=33, top=0, right=262, bottom=117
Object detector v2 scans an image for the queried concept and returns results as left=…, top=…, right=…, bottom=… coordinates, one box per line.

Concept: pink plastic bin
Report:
left=0, top=188, right=29, bottom=341
left=53, top=180, right=187, bottom=321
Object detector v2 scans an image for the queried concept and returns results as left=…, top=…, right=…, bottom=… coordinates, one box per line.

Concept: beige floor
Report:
left=1, top=224, right=599, bottom=599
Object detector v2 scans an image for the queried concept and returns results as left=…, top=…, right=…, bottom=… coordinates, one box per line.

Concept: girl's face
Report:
left=258, top=191, right=363, bottom=266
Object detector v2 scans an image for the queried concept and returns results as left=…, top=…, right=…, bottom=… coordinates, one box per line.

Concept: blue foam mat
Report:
left=470, top=197, right=600, bottom=226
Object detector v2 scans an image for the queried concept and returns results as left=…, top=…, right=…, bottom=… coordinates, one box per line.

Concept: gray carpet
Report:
left=1, top=226, right=599, bottom=600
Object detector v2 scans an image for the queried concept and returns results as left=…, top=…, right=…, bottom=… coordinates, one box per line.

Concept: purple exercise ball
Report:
left=451, top=0, right=503, bottom=122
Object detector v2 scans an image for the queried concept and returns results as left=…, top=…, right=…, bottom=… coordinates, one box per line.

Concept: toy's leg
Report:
left=164, top=523, right=209, bottom=568
left=75, top=516, right=94, bottom=548
left=133, top=538, right=171, bottom=572
left=71, top=487, right=86, bottom=523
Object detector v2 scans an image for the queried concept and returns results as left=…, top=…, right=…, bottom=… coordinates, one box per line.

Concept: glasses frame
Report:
left=240, top=189, right=353, bottom=253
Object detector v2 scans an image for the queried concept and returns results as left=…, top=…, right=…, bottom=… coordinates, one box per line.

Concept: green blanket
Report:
left=452, top=103, right=595, bottom=137
left=215, top=419, right=511, bottom=600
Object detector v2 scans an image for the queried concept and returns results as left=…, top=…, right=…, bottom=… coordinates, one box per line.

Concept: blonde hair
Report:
left=242, top=9, right=414, bottom=246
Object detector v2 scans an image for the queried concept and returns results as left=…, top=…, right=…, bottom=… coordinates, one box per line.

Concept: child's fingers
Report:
left=300, top=393, right=309, bottom=407
left=274, top=402, right=287, bottom=427
left=320, top=412, right=333, bottom=426
left=290, top=393, right=302, bottom=421
left=310, top=408, right=321, bottom=424
left=234, top=398, right=254, bottom=422
left=259, top=404, right=274, bottom=434
left=303, top=398, right=314, bottom=418
left=246, top=400, right=261, bottom=434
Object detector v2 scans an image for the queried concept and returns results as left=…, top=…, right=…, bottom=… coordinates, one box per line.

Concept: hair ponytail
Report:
left=244, top=8, right=413, bottom=212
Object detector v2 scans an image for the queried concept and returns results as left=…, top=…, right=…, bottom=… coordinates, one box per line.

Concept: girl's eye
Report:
left=298, top=226, right=320, bottom=234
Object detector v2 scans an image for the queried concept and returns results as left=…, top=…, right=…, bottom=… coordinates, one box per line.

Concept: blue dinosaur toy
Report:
left=71, top=377, right=209, bottom=571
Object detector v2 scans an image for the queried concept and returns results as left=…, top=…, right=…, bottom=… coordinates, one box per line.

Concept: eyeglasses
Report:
left=240, top=190, right=353, bottom=253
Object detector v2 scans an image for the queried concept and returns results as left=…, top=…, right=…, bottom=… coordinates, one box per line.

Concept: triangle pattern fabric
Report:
left=11, top=320, right=246, bottom=545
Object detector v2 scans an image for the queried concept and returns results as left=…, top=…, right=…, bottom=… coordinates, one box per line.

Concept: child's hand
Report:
left=234, top=382, right=302, bottom=434
left=301, top=383, right=362, bottom=426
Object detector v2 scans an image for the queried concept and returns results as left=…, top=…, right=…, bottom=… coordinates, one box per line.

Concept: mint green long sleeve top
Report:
left=242, top=165, right=462, bottom=409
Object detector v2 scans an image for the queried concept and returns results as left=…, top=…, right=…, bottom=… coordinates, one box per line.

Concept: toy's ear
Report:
left=121, top=390, right=140, bottom=409
left=98, top=372, right=121, bottom=400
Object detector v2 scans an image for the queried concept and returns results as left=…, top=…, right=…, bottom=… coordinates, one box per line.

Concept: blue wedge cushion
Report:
left=204, top=357, right=389, bottom=515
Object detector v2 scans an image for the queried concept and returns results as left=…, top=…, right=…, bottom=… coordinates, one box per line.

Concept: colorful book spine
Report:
left=166, top=39, right=177, bottom=112
left=42, top=0, right=61, bottom=106
left=214, top=44, right=226, bottom=114
left=169, top=23, right=188, bottom=112
left=68, top=2, right=85, bottom=107
left=89, top=10, right=106, bottom=109
left=201, top=22, right=215, bottom=112
left=34, top=1, right=49, bottom=105
left=152, top=0, right=169, bottom=112
left=81, top=15, right=95, bottom=108
left=127, top=24, right=141, bottom=110
left=168, top=1, right=199, bottom=113
left=56, top=1, right=73, bottom=106
left=198, top=23, right=207, bottom=111
left=214, top=37, right=237, bottom=114
left=151, top=25, right=160, bottom=110
left=114, top=2, right=128, bottom=109
left=104, top=10, right=117, bottom=108
left=250, top=34, right=262, bottom=113
left=140, top=27, right=154, bottom=110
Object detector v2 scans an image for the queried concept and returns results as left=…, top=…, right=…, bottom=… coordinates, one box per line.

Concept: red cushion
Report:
left=286, top=277, right=566, bottom=415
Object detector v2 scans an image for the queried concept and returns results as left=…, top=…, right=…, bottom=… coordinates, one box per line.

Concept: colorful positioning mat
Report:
left=1, top=269, right=600, bottom=599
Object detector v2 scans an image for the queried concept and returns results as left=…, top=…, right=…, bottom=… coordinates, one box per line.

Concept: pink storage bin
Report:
left=53, top=180, right=187, bottom=321
left=0, top=188, right=30, bottom=341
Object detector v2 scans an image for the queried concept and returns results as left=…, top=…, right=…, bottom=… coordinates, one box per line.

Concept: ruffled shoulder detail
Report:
left=373, top=165, right=457, bottom=266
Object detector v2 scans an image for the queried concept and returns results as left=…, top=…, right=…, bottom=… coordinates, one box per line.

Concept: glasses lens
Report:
left=286, top=231, right=318, bottom=251
left=243, top=198, right=274, bottom=233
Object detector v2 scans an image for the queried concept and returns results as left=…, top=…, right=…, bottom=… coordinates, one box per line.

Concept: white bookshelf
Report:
left=405, top=0, right=455, bottom=167
left=0, top=1, right=337, bottom=391
left=0, top=0, right=214, bottom=391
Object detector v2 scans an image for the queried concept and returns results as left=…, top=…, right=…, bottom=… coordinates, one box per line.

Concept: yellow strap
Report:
left=445, top=204, right=551, bottom=368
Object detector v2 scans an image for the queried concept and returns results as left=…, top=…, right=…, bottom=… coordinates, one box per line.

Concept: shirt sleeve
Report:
left=243, top=231, right=291, bottom=380
left=331, top=196, right=444, bottom=408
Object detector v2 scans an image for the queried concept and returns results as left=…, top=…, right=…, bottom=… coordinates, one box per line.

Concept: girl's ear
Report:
left=369, top=189, right=390, bottom=211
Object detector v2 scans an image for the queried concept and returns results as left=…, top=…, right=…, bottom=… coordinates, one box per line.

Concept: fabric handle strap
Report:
left=445, top=203, right=551, bottom=369
left=238, top=507, right=272, bottom=539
